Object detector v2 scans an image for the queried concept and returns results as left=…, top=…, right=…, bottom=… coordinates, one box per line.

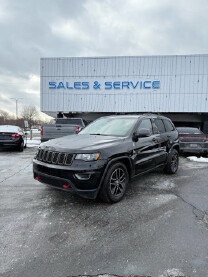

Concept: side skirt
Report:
left=132, top=163, right=166, bottom=179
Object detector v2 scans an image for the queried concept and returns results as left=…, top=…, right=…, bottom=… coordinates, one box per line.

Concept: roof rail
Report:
left=142, top=113, right=162, bottom=116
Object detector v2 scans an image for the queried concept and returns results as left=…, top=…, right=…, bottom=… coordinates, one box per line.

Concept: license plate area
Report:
left=190, top=143, right=198, bottom=148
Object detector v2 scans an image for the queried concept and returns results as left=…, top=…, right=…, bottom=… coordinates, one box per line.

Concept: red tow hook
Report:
left=36, top=176, right=40, bottom=180
left=63, top=184, right=71, bottom=188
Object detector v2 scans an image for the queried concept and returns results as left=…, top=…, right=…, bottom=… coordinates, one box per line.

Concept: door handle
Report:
left=152, top=138, right=158, bottom=142
left=167, top=135, right=171, bottom=138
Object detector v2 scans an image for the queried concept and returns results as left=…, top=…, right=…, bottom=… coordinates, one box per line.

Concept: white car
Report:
left=0, top=125, right=26, bottom=151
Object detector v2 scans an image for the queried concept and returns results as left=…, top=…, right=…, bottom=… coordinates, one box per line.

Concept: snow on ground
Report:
left=31, top=128, right=40, bottom=134
left=26, top=138, right=40, bottom=148
left=159, top=268, right=186, bottom=277
left=187, top=156, right=208, bottom=163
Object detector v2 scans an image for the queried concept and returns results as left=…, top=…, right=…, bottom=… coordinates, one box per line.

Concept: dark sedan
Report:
left=0, top=125, right=26, bottom=151
left=177, top=127, right=208, bottom=156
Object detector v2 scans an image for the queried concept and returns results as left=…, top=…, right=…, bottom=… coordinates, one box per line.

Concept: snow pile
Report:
left=187, top=156, right=208, bottom=163
left=159, top=268, right=186, bottom=277
left=26, top=139, right=41, bottom=148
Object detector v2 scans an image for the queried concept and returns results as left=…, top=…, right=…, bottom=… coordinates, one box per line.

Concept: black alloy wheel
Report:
left=170, top=151, right=179, bottom=173
left=164, top=149, right=179, bottom=174
left=110, top=167, right=126, bottom=197
left=99, top=162, right=129, bottom=203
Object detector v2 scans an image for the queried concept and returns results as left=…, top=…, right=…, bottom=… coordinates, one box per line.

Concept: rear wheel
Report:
left=99, top=162, right=129, bottom=203
left=164, top=149, right=179, bottom=174
left=18, top=142, right=24, bottom=152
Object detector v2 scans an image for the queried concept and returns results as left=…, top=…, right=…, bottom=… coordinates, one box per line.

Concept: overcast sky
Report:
left=0, top=0, right=208, bottom=117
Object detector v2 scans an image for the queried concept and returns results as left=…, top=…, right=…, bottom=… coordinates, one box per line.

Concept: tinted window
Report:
left=152, top=119, right=165, bottom=134
left=153, top=119, right=166, bottom=134
left=56, top=119, right=83, bottom=125
left=137, top=119, right=153, bottom=135
left=164, top=119, right=175, bottom=132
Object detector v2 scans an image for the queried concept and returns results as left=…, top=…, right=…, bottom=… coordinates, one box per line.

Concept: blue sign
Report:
left=49, top=81, right=160, bottom=90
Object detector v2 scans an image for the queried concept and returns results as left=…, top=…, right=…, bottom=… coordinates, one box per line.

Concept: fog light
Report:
left=74, top=173, right=91, bottom=180
left=63, top=184, right=71, bottom=188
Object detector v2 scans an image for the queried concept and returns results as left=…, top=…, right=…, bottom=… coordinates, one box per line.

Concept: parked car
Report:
left=177, top=127, right=208, bottom=156
left=0, top=125, right=26, bottom=151
left=41, top=118, right=88, bottom=142
left=33, top=114, right=179, bottom=203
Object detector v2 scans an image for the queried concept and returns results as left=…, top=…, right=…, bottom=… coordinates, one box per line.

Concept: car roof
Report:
left=98, top=114, right=171, bottom=120
left=0, top=125, right=20, bottom=133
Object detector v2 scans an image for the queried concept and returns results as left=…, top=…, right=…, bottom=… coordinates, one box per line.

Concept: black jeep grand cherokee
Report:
left=33, top=114, right=179, bottom=203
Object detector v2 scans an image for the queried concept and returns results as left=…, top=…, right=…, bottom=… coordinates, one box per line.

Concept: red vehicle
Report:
left=177, top=127, right=208, bottom=156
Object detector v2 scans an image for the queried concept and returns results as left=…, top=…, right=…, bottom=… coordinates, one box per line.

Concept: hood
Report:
left=41, top=134, right=124, bottom=152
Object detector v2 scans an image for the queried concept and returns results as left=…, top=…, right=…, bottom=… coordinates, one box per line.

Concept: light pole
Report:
left=10, top=98, right=23, bottom=119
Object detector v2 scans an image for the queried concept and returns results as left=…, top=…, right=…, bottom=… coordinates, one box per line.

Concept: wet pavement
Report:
left=0, top=148, right=208, bottom=277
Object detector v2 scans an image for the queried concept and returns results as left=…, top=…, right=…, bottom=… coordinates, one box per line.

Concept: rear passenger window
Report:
left=164, top=120, right=175, bottom=132
left=137, top=119, right=153, bottom=135
left=152, top=119, right=166, bottom=134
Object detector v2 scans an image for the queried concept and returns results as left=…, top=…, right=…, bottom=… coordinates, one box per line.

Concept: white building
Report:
left=40, top=55, right=208, bottom=133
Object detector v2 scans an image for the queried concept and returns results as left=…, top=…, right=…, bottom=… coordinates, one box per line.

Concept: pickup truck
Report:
left=41, top=118, right=87, bottom=142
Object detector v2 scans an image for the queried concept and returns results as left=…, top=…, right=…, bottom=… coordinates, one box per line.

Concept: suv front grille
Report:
left=37, top=149, right=74, bottom=166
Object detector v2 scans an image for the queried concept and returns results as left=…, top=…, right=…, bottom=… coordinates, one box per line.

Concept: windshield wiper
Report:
left=89, top=133, right=110, bottom=136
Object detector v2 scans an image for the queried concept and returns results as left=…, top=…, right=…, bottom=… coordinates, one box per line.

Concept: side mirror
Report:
left=132, top=128, right=151, bottom=142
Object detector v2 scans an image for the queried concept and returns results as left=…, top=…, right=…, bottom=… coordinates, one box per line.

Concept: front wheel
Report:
left=99, top=162, right=129, bottom=203
left=164, top=149, right=179, bottom=174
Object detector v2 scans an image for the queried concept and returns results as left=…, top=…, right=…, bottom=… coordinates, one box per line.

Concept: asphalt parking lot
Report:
left=0, top=147, right=208, bottom=277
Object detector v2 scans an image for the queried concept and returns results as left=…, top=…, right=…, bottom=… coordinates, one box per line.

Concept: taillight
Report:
left=40, top=126, right=43, bottom=136
left=75, top=126, right=81, bottom=134
left=11, top=133, right=21, bottom=138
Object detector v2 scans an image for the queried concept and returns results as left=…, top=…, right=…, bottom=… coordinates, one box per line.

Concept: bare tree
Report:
left=0, top=109, right=10, bottom=121
left=21, top=105, right=39, bottom=127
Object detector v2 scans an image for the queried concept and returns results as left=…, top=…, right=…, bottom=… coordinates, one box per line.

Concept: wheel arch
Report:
left=172, top=143, right=180, bottom=153
left=96, top=156, right=133, bottom=197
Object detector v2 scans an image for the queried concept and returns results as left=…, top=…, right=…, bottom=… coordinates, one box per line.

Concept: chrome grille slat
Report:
left=65, top=154, right=74, bottom=165
left=47, top=151, right=53, bottom=163
left=43, top=151, right=48, bottom=162
left=37, top=150, right=73, bottom=166
left=52, top=152, right=59, bottom=164
left=37, top=149, right=44, bottom=161
left=58, top=153, right=66, bottom=165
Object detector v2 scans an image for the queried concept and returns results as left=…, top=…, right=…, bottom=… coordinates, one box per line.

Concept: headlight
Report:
left=75, top=153, right=100, bottom=161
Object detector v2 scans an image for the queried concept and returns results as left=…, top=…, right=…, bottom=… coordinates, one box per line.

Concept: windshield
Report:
left=79, top=117, right=137, bottom=136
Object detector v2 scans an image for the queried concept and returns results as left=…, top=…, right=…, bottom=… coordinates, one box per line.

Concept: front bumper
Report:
left=33, top=159, right=106, bottom=199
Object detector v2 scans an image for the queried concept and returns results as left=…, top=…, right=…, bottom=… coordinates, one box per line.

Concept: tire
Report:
left=99, top=162, right=129, bottom=203
left=18, top=142, right=24, bottom=152
left=164, top=149, right=179, bottom=174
